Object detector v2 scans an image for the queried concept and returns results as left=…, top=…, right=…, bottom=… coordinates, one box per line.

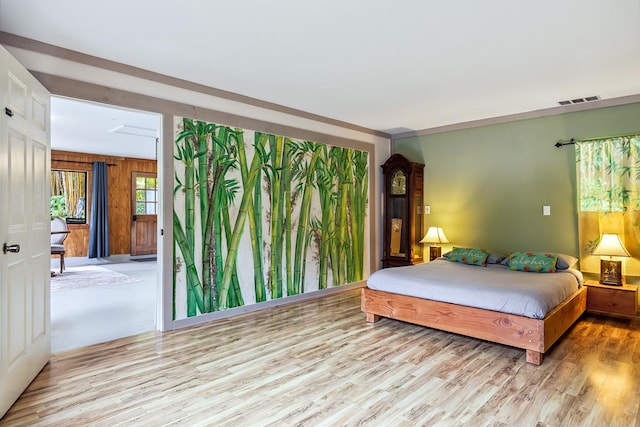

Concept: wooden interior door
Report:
left=130, top=172, right=157, bottom=256
left=0, top=46, right=51, bottom=417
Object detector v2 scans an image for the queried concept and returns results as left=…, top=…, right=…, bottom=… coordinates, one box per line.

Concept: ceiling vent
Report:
left=108, top=124, right=157, bottom=138
left=558, top=95, right=600, bottom=106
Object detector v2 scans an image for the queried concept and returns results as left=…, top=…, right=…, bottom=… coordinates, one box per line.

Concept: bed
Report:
left=361, top=256, right=587, bottom=365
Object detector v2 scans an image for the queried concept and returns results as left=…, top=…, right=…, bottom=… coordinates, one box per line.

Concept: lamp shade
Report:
left=420, top=226, right=449, bottom=244
left=592, top=233, right=631, bottom=257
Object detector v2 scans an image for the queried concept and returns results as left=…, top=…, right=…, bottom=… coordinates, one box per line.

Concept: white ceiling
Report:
left=51, top=97, right=160, bottom=160
left=1, top=0, right=639, bottom=137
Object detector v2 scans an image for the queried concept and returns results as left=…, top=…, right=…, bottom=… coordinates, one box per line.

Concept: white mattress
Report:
left=367, top=259, right=583, bottom=319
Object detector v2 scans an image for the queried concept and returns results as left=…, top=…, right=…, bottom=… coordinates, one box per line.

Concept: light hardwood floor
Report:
left=2, top=287, right=639, bottom=426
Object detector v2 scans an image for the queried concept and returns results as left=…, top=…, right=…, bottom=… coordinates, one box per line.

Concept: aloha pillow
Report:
left=447, top=247, right=490, bottom=266
left=508, top=252, right=558, bottom=273
left=444, top=250, right=505, bottom=264
left=502, top=252, right=577, bottom=269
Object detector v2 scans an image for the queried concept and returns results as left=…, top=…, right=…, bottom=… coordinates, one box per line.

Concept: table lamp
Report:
left=420, top=226, right=449, bottom=261
left=592, top=233, right=630, bottom=286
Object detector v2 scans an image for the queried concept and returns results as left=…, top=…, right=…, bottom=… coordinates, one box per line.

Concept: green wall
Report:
left=393, top=102, right=640, bottom=257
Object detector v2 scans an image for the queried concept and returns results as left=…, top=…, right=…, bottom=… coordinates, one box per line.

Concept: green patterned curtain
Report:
left=575, top=134, right=640, bottom=276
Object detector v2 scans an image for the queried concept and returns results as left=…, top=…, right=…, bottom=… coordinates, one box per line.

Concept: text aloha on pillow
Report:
left=508, top=252, right=558, bottom=273
left=447, top=247, right=490, bottom=266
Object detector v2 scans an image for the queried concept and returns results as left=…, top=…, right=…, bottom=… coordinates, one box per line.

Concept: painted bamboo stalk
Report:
left=269, top=135, right=285, bottom=299
left=282, top=138, right=294, bottom=296
left=173, top=237, right=177, bottom=320
left=179, top=119, right=213, bottom=312
left=198, top=122, right=215, bottom=313
left=174, top=125, right=199, bottom=316
left=351, top=150, right=368, bottom=280
left=253, top=169, right=265, bottom=300
left=183, top=131, right=196, bottom=259
left=292, top=141, right=320, bottom=294
left=206, top=125, right=238, bottom=311
left=220, top=180, right=244, bottom=308
left=173, top=211, right=204, bottom=314
left=218, top=142, right=268, bottom=309
left=315, top=146, right=334, bottom=289
left=300, top=228, right=314, bottom=293
left=326, top=147, right=341, bottom=287
left=235, top=130, right=266, bottom=302
left=335, top=147, right=351, bottom=285
left=212, top=182, right=224, bottom=311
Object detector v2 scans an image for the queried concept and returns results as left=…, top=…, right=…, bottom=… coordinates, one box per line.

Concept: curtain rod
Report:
left=554, top=138, right=575, bottom=148
left=555, top=131, right=640, bottom=148
left=53, top=159, right=116, bottom=166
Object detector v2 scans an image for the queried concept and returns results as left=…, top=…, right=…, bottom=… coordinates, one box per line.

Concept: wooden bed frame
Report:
left=361, top=286, right=587, bottom=365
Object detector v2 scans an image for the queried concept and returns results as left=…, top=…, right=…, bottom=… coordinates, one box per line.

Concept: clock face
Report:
left=391, top=170, right=406, bottom=195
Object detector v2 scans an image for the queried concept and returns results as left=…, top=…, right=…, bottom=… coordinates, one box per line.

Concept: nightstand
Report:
left=584, top=280, right=638, bottom=317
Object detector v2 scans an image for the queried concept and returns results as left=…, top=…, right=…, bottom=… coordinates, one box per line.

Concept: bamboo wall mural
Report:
left=173, top=117, right=370, bottom=319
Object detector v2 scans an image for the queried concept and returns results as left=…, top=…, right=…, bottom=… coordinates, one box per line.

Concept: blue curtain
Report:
left=88, top=161, right=110, bottom=258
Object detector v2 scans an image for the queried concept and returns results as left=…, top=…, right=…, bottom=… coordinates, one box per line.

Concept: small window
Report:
left=136, top=176, right=158, bottom=214
left=50, top=170, right=87, bottom=224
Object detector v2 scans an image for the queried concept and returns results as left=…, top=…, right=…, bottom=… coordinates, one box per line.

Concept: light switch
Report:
left=543, top=205, right=551, bottom=216
left=425, top=205, right=431, bottom=214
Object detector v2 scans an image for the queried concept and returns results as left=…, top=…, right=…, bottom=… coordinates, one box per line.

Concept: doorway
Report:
left=131, top=172, right=158, bottom=257
left=50, top=96, right=161, bottom=352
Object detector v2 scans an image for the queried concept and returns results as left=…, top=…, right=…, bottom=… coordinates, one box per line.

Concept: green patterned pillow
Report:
left=447, top=247, right=490, bottom=266
left=509, top=252, right=558, bottom=273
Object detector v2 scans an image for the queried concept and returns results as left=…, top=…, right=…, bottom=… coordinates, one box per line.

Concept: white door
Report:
left=0, top=46, right=51, bottom=417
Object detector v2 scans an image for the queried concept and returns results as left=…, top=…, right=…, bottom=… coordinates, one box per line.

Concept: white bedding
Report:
left=366, top=258, right=583, bottom=319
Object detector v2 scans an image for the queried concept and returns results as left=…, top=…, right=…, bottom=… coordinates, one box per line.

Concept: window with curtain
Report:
left=50, top=170, right=87, bottom=223
left=575, top=134, right=640, bottom=276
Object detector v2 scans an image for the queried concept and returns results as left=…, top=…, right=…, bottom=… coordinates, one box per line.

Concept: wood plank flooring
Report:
left=2, top=287, right=639, bottom=426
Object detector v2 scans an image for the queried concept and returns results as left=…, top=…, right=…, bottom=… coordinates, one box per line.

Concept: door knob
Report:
left=2, top=243, right=20, bottom=254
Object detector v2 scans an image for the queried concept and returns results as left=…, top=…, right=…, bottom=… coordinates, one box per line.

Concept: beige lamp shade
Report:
left=420, top=226, right=449, bottom=245
left=592, top=233, right=631, bottom=257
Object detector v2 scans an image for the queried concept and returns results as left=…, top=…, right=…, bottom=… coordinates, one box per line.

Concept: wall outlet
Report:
left=543, top=205, right=551, bottom=216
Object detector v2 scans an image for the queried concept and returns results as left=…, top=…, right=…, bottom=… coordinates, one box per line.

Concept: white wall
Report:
left=2, top=43, right=391, bottom=330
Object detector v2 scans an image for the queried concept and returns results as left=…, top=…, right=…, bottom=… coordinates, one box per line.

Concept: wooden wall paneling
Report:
left=107, top=158, right=130, bottom=256
left=51, top=150, right=156, bottom=257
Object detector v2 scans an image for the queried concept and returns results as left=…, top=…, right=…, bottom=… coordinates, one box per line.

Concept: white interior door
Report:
left=0, top=45, right=51, bottom=417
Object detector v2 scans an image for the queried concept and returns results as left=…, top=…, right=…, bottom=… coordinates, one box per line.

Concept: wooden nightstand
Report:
left=584, top=280, right=638, bottom=317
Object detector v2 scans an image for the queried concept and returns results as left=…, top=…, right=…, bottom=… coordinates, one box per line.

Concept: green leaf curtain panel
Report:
left=575, top=134, right=640, bottom=275
left=88, top=161, right=110, bottom=258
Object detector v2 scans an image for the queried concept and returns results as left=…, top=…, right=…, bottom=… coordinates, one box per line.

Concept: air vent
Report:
left=108, top=124, right=157, bottom=138
left=558, top=95, right=600, bottom=106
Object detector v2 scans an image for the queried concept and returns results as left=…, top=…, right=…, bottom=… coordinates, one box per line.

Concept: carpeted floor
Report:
left=51, top=265, right=141, bottom=291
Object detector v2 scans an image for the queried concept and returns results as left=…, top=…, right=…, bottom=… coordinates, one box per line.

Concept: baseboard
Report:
left=164, top=281, right=366, bottom=331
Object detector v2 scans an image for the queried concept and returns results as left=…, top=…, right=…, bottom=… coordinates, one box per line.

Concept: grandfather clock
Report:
left=381, top=154, right=425, bottom=268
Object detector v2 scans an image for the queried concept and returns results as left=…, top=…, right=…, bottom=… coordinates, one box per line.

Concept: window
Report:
left=50, top=170, right=87, bottom=223
left=576, top=137, right=640, bottom=212
left=575, top=135, right=640, bottom=276
left=135, top=175, right=158, bottom=214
